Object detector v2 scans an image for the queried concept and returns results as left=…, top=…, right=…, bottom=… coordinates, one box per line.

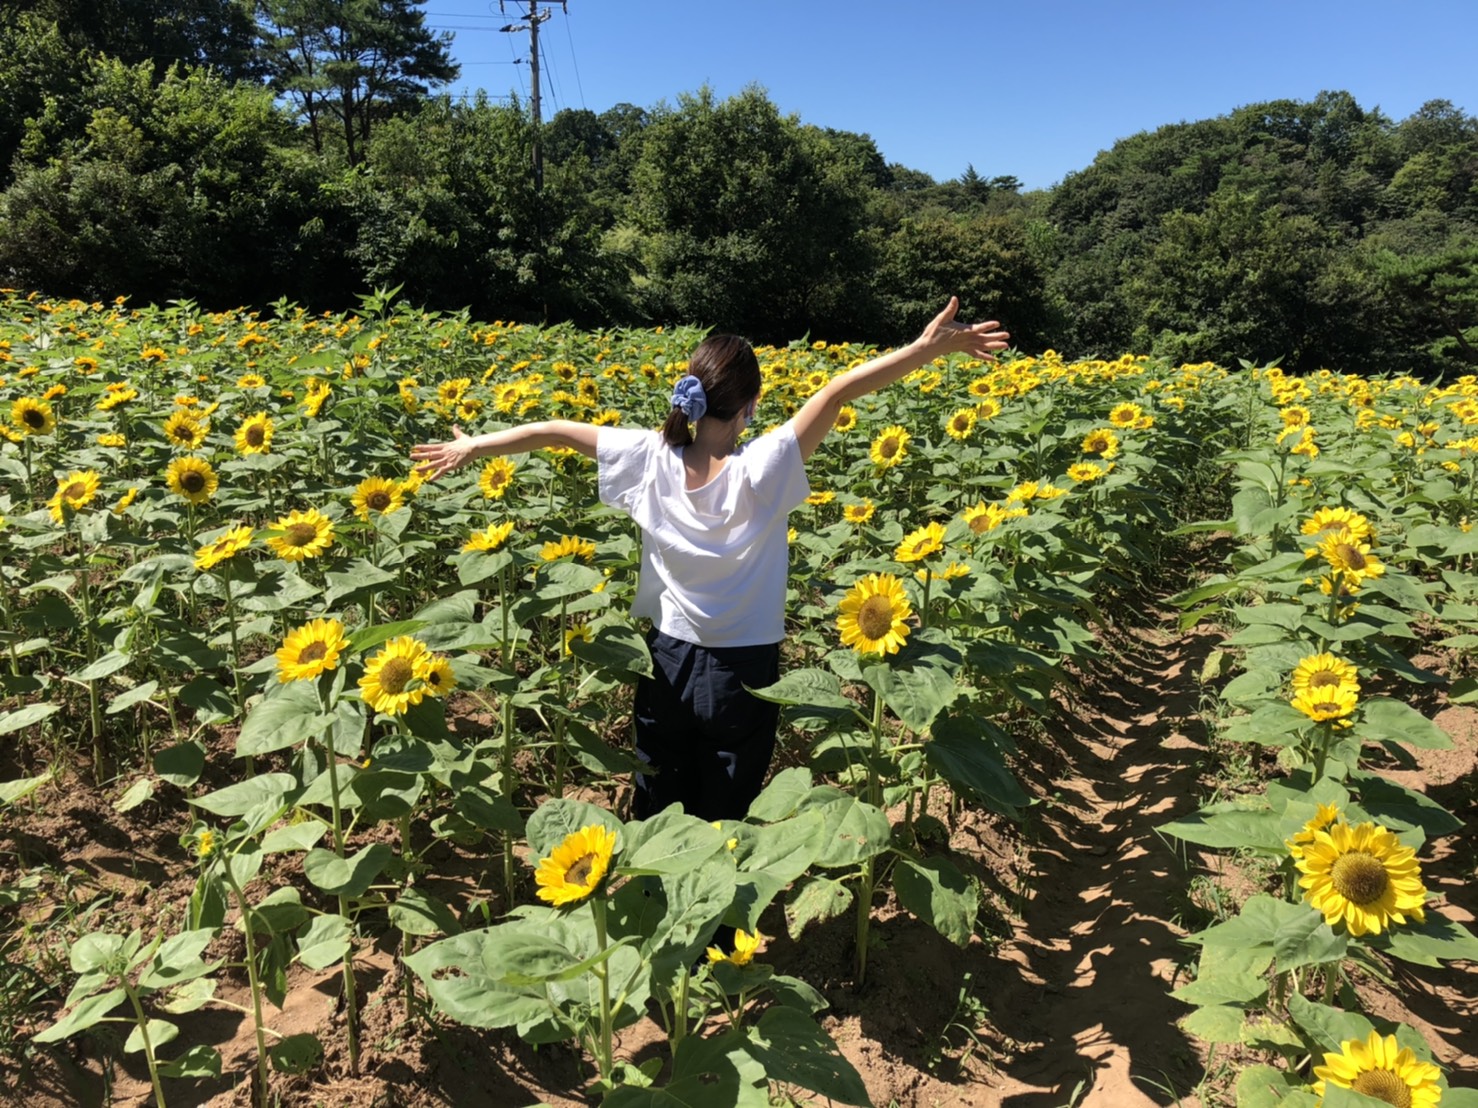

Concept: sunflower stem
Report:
left=222, top=859, right=273, bottom=1108
left=855, top=856, right=874, bottom=988
left=220, top=568, right=247, bottom=717
left=1312, top=720, right=1333, bottom=784
left=591, top=892, right=614, bottom=1080
left=73, top=534, right=106, bottom=783
left=501, top=693, right=517, bottom=901
left=670, top=966, right=690, bottom=1051
left=121, top=978, right=168, bottom=1108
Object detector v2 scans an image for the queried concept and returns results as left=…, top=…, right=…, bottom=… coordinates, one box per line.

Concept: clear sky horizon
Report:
left=424, top=0, right=1477, bottom=192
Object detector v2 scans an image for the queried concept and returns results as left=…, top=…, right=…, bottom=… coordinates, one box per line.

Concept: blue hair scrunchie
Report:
left=671, top=375, right=708, bottom=422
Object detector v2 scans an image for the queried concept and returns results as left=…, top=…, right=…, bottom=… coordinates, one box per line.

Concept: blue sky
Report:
left=425, top=0, right=1478, bottom=191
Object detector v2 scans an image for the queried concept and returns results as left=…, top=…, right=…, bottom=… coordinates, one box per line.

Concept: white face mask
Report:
left=741, top=398, right=757, bottom=428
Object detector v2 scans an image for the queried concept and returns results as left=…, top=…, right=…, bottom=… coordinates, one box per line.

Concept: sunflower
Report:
left=805, top=490, right=836, bottom=506
left=359, top=636, right=432, bottom=716
left=837, top=573, right=912, bottom=656
left=1279, top=405, right=1311, bottom=428
left=1292, top=681, right=1359, bottom=724
left=869, top=425, right=911, bottom=468
left=112, top=486, right=140, bottom=514
left=479, top=457, right=517, bottom=500
left=1291, top=653, right=1359, bottom=698
left=47, top=470, right=101, bottom=524
left=540, top=535, right=597, bottom=562
left=1284, top=802, right=1341, bottom=861
left=895, top=521, right=946, bottom=563
left=1067, top=462, right=1107, bottom=482
left=194, top=525, right=254, bottom=571
left=11, top=397, right=55, bottom=436
left=97, top=386, right=138, bottom=412
left=563, top=624, right=594, bottom=656
left=166, top=457, right=218, bottom=505
left=265, top=508, right=334, bottom=561
left=1297, top=819, right=1427, bottom=937
left=234, top=413, right=274, bottom=455
left=706, top=928, right=763, bottom=967
left=833, top=406, right=858, bottom=432
left=975, top=397, right=1002, bottom=420
left=463, top=520, right=516, bottom=552
left=1108, top=402, right=1142, bottom=427
left=417, top=654, right=457, bottom=697
left=1290, top=427, right=1319, bottom=458
left=275, top=618, right=348, bottom=683
left=97, top=433, right=126, bottom=448
left=916, top=561, right=970, bottom=583
left=1006, top=481, right=1039, bottom=504
left=534, top=824, right=617, bottom=907
left=237, top=372, right=267, bottom=389
left=843, top=500, right=875, bottom=525
left=1312, top=1030, right=1442, bottom=1107
left=1321, top=534, right=1385, bottom=586
left=1081, top=428, right=1120, bottom=458
left=944, top=407, right=977, bottom=440
left=352, top=476, right=404, bottom=521
left=162, top=410, right=207, bottom=450
left=1302, top=506, right=1374, bottom=548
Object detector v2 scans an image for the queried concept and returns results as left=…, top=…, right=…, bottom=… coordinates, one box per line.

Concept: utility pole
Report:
left=500, top=0, right=566, bottom=192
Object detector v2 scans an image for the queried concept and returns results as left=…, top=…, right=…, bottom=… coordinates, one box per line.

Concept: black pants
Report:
left=632, top=630, right=781, bottom=823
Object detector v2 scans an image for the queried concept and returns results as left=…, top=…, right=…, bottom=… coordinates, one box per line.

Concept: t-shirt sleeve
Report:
left=745, top=422, right=810, bottom=516
left=598, top=427, right=656, bottom=512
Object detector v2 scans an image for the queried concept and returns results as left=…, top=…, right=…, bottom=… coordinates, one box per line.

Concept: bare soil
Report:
left=2, top=614, right=1474, bottom=1108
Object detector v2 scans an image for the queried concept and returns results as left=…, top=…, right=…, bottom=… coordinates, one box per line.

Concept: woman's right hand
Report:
left=410, top=425, right=476, bottom=479
left=918, top=296, right=1010, bottom=360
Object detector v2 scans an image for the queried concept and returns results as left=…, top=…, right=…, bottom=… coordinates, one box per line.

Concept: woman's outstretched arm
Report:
left=411, top=420, right=600, bottom=479
left=791, top=298, right=1009, bottom=461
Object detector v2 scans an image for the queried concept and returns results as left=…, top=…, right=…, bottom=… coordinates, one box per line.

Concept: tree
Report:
left=340, top=95, right=628, bottom=324
left=1, top=0, right=262, bottom=81
left=0, top=57, right=303, bottom=305
left=627, top=86, right=875, bottom=340
left=257, top=0, right=458, bottom=165
left=874, top=211, right=1050, bottom=347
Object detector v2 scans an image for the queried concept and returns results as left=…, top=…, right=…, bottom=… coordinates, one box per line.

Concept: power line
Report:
left=539, top=41, right=561, bottom=114
left=562, top=5, right=585, bottom=109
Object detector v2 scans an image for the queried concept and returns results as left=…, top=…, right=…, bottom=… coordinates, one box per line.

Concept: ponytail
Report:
left=660, top=408, right=694, bottom=447
left=657, top=334, right=761, bottom=450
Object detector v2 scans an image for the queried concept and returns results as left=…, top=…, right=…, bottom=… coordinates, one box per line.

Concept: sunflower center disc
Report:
left=566, top=853, right=596, bottom=886
left=247, top=427, right=266, bottom=446
left=1309, top=670, right=1343, bottom=690
left=299, top=643, right=328, bottom=664
left=1336, top=543, right=1366, bottom=570
left=856, top=596, right=895, bottom=641
left=25, top=411, right=44, bottom=428
left=63, top=482, right=86, bottom=500
left=182, top=472, right=205, bottom=493
left=379, top=658, right=414, bottom=694
left=1351, top=1068, right=1411, bottom=1108
left=880, top=439, right=900, bottom=459
left=1330, top=850, right=1389, bottom=906
left=286, top=523, right=318, bottom=546
left=368, top=493, right=390, bottom=511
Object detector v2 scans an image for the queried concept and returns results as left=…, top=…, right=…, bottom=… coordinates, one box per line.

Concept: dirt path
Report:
left=956, top=621, right=1219, bottom=1108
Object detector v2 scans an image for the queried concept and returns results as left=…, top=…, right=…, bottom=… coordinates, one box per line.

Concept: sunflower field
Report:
left=0, top=287, right=1475, bottom=1107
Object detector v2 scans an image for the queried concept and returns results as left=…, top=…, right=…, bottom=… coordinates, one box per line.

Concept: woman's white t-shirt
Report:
left=597, top=423, right=810, bottom=647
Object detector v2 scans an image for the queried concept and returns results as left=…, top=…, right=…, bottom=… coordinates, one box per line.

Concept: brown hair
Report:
left=659, top=334, right=762, bottom=447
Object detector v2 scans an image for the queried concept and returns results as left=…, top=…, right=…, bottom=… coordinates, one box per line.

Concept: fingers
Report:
left=928, top=296, right=961, bottom=331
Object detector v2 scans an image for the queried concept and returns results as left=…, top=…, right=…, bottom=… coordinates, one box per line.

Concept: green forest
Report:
left=1, top=0, right=1475, bottom=375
